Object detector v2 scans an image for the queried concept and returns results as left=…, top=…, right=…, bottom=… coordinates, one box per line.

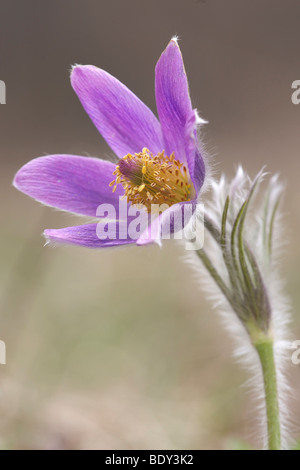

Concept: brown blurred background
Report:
left=0, top=0, right=300, bottom=449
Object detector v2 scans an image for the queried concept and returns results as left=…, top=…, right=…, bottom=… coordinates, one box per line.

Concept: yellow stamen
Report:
left=111, top=148, right=194, bottom=211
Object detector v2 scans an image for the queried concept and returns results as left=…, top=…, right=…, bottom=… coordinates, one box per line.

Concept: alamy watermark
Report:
left=0, top=340, right=6, bottom=365
left=0, top=80, right=6, bottom=104
left=96, top=198, right=204, bottom=250
left=291, top=340, right=300, bottom=365
left=291, top=80, right=300, bottom=105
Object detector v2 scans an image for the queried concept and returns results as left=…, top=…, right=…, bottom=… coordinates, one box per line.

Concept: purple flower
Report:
left=13, top=38, right=206, bottom=248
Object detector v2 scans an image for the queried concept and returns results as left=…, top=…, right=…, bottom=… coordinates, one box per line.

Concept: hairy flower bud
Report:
left=191, top=167, right=285, bottom=336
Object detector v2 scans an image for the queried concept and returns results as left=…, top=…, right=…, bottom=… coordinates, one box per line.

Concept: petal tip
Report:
left=157, top=36, right=182, bottom=65
left=12, top=172, right=20, bottom=190
left=12, top=165, right=27, bottom=191
left=43, top=229, right=63, bottom=248
left=12, top=157, right=46, bottom=193
left=43, top=231, right=51, bottom=246
left=171, top=35, right=180, bottom=45
left=165, top=36, right=181, bottom=54
left=70, top=63, right=82, bottom=71
left=195, top=109, right=208, bottom=125
left=70, top=64, right=94, bottom=89
left=70, top=64, right=83, bottom=86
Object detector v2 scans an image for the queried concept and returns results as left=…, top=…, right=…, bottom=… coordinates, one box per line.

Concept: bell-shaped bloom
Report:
left=13, top=38, right=206, bottom=248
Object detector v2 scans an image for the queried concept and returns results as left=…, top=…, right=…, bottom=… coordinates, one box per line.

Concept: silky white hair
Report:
left=183, top=167, right=294, bottom=450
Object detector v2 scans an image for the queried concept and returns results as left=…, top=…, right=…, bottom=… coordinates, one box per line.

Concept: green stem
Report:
left=254, top=336, right=281, bottom=450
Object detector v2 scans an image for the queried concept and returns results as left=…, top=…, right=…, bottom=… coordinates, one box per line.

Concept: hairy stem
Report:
left=254, top=336, right=281, bottom=450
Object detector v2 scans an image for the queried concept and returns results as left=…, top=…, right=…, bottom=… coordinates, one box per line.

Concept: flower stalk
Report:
left=254, top=334, right=281, bottom=450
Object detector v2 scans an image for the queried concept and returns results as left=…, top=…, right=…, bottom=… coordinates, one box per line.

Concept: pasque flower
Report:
left=13, top=38, right=206, bottom=248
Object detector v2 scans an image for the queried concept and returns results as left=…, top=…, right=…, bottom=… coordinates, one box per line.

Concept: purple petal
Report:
left=13, top=154, right=123, bottom=217
left=71, top=65, right=164, bottom=158
left=136, top=214, right=163, bottom=247
left=137, top=199, right=197, bottom=246
left=155, top=39, right=205, bottom=193
left=160, top=200, right=197, bottom=237
left=155, top=39, right=192, bottom=159
left=44, top=223, right=136, bottom=248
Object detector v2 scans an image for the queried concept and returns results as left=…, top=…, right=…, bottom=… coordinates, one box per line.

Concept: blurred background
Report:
left=0, top=0, right=300, bottom=449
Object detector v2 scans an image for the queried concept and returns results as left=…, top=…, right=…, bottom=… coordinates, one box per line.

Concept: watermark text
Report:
left=291, top=340, right=300, bottom=365
left=0, top=80, right=6, bottom=104
left=96, top=198, right=204, bottom=250
left=291, top=80, right=300, bottom=105
left=0, top=340, right=6, bottom=365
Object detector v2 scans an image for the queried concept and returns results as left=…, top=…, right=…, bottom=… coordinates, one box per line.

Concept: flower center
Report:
left=110, top=148, right=193, bottom=211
